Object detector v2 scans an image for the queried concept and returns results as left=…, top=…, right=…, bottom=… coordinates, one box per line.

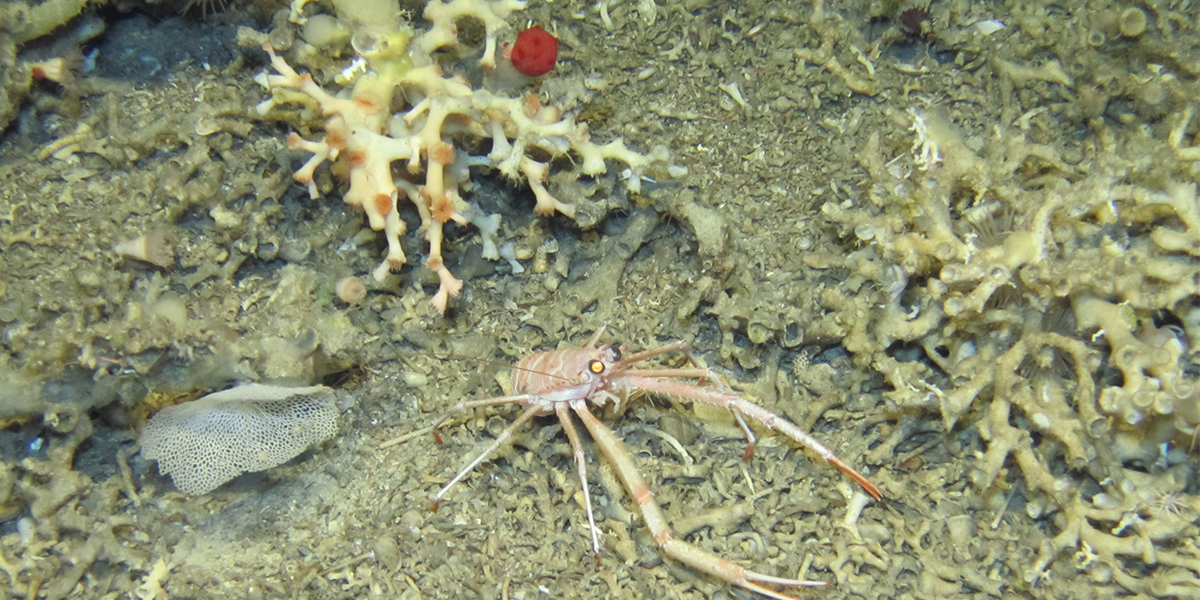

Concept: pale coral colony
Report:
left=250, top=0, right=675, bottom=313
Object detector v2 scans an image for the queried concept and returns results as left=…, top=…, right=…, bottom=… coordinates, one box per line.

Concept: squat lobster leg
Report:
left=612, top=340, right=880, bottom=498
left=557, top=402, right=603, bottom=559
left=575, top=405, right=828, bottom=600
left=432, top=402, right=540, bottom=510
left=419, top=331, right=882, bottom=600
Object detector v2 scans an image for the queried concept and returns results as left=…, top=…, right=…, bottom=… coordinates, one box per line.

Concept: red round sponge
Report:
left=510, top=26, right=558, bottom=77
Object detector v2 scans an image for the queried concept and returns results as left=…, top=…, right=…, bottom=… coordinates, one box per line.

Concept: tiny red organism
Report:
left=509, top=25, right=558, bottom=77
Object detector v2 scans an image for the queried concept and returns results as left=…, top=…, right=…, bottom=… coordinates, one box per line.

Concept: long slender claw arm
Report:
left=618, top=375, right=883, bottom=500
left=614, top=340, right=690, bottom=366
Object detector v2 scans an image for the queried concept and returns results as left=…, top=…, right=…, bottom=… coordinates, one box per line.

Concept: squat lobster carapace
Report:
left=427, top=328, right=882, bottom=600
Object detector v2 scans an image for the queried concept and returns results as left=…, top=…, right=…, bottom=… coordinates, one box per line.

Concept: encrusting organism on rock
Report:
left=252, top=0, right=674, bottom=313
left=140, top=384, right=338, bottom=494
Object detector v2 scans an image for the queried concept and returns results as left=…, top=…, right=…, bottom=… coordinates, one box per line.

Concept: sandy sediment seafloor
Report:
left=2, top=0, right=1200, bottom=598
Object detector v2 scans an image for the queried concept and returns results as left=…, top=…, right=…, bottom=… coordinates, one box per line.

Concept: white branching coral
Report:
left=253, top=0, right=670, bottom=313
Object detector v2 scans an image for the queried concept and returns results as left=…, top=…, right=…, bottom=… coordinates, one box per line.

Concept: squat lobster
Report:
left=429, top=329, right=882, bottom=600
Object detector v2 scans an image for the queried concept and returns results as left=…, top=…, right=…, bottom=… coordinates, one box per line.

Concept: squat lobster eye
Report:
left=588, top=359, right=606, bottom=374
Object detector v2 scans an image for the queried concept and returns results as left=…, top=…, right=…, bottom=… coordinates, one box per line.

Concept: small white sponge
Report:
left=141, top=384, right=339, bottom=495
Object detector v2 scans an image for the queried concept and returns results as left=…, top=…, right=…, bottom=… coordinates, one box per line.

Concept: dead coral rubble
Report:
left=824, top=97, right=1200, bottom=595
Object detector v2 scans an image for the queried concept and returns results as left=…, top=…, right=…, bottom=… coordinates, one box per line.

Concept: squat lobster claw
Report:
left=427, top=329, right=882, bottom=600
